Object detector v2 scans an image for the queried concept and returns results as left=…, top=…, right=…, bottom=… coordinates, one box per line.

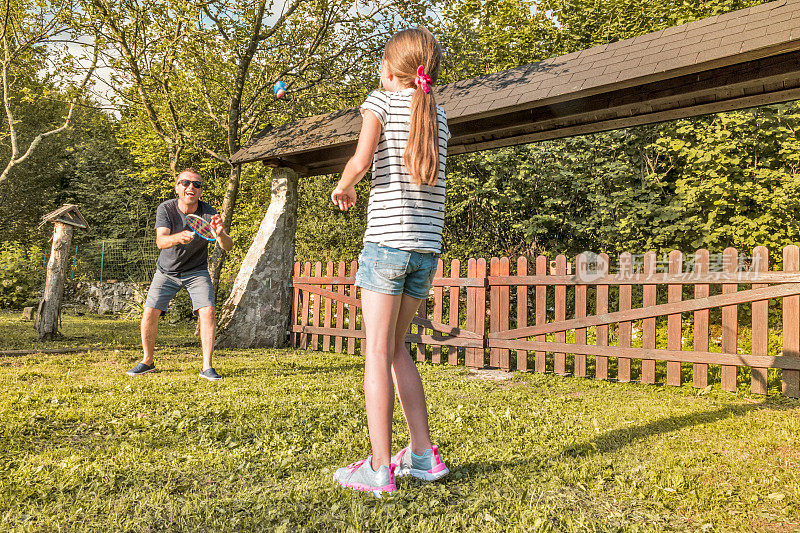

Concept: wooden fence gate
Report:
left=292, top=246, right=800, bottom=398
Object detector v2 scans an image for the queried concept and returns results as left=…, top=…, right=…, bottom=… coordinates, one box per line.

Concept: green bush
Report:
left=166, top=289, right=195, bottom=323
left=0, top=242, right=44, bottom=309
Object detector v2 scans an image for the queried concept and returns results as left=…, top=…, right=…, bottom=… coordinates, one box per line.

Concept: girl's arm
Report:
left=331, top=110, right=382, bottom=211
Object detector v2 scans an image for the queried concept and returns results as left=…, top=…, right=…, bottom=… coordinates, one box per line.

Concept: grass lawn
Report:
left=1, top=310, right=799, bottom=532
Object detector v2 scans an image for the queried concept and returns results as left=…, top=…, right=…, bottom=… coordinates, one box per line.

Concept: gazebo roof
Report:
left=232, top=0, right=800, bottom=176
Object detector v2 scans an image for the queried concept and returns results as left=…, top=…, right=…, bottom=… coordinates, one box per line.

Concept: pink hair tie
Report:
left=414, top=65, right=432, bottom=93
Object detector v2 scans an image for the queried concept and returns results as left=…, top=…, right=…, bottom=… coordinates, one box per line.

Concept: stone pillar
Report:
left=37, top=222, right=74, bottom=340
left=215, top=167, right=299, bottom=348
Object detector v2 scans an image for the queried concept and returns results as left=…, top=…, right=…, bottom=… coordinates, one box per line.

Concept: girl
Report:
left=331, top=27, right=450, bottom=496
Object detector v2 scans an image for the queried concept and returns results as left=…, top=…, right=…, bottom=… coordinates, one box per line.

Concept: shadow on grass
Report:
left=459, top=402, right=771, bottom=476
left=221, top=362, right=364, bottom=378
left=563, top=402, right=766, bottom=458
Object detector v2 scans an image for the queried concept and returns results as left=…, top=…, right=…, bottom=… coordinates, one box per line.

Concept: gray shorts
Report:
left=144, top=269, right=215, bottom=314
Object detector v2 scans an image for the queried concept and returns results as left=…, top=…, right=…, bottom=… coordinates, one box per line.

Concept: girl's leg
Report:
left=360, top=287, right=403, bottom=470
left=391, top=293, right=433, bottom=455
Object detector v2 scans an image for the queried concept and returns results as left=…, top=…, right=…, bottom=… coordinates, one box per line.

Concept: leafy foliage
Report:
left=0, top=242, right=44, bottom=308
left=1, top=0, right=798, bottom=289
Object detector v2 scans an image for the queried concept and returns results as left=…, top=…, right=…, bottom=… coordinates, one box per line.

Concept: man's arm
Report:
left=156, top=226, right=195, bottom=249
left=210, top=215, right=233, bottom=252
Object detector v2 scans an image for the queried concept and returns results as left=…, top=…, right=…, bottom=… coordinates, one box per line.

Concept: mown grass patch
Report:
left=1, top=311, right=799, bottom=532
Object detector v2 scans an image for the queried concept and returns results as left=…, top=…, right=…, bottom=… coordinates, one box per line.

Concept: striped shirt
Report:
left=360, top=88, right=451, bottom=253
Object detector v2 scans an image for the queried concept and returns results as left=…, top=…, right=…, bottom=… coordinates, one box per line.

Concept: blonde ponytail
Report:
left=383, top=28, right=442, bottom=186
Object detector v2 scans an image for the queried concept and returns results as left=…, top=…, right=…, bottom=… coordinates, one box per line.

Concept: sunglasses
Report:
left=179, top=179, right=203, bottom=189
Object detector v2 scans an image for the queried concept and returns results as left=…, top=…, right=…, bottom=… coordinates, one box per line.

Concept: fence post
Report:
left=693, top=249, right=710, bottom=389
left=642, top=251, right=657, bottom=384
left=99, top=240, right=105, bottom=283
left=416, top=282, right=428, bottom=362
left=489, top=257, right=500, bottom=368
left=323, top=262, right=333, bottom=353
left=348, top=260, right=358, bottom=355
left=595, top=253, right=609, bottom=380
left=535, top=255, right=547, bottom=373
left=617, top=252, right=632, bottom=382
left=335, top=261, right=346, bottom=353
left=574, top=254, right=587, bottom=377
left=516, top=256, right=528, bottom=371
left=721, top=247, right=739, bottom=392
left=466, top=258, right=476, bottom=367
left=301, top=262, right=311, bottom=349
left=498, top=257, right=510, bottom=370
left=554, top=255, right=567, bottom=376
left=666, top=250, right=683, bottom=386
left=448, top=259, right=460, bottom=366
left=467, top=258, right=487, bottom=369
left=783, top=245, right=800, bottom=398
left=432, top=259, right=443, bottom=364
left=311, top=261, right=322, bottom=350
left=751, top=246, right=769, bottom=395
left=292, top=262, right=300, bottom=348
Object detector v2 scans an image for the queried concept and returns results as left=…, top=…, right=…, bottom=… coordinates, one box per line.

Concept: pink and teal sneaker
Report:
left=333, top=456, right=396, bottom=498
left=391, top=444, right=449, bottom=481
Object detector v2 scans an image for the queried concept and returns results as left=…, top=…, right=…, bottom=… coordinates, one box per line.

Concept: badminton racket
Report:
left=185, top=214, right=216, bottom=241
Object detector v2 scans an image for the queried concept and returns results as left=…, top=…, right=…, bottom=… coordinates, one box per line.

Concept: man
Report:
left=127, top=169, right=233, bottom=380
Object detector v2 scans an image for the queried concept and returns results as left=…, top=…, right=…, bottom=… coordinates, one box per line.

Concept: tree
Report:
left=0, top=0, right=99, bottom=185
left=432, top=0, right=785, bottom=262
left=89, top=0, right=430, bottom=294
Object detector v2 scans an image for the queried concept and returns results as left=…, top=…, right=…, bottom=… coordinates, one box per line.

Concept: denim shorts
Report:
left=355, top=242, right=438, bottom=299
left=144, top=269, right=215, bottom=314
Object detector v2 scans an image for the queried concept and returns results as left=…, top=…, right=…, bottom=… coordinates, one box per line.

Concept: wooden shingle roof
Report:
left=40, top=204, right=89, bottom=229
left=232, top=0, right=800, bottom=175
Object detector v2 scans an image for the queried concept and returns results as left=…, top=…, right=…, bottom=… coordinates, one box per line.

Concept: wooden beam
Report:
left=487, top=272, right=800, bottom=286
left=489, top=340, right=800, bottom=371
left=448, top=86, right=800, bottom=156
left=293, top=276, right=486, bottom=287
left=490, top=283, right=800, bottom=339
left=292, top=325, right=484, bottom=348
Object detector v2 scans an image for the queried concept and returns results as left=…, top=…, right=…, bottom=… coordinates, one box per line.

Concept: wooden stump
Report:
left=37, top=222, right=74, bottom=340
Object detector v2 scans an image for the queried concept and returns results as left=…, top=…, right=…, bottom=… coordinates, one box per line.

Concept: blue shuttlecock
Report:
left=273, top=80, right=286, bottom=98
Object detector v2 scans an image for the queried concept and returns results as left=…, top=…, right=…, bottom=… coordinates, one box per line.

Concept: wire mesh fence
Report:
left=50, top=238, right=160, bottom=283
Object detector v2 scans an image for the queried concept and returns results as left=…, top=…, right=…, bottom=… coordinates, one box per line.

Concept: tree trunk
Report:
left=208, top=163, right=240, bottom=292
left=215, top=167, right=299, bottom=348
left=198, top=164, right=240, bottom=337
left=37, top=222, right=74, bottom=341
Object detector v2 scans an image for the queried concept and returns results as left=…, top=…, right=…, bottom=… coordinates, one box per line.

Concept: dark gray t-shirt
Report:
left=154, top=199, right=217, bottom=275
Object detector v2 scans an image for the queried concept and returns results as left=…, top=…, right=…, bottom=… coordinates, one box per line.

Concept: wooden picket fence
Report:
left=291, top=246, right=800, bottom=398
